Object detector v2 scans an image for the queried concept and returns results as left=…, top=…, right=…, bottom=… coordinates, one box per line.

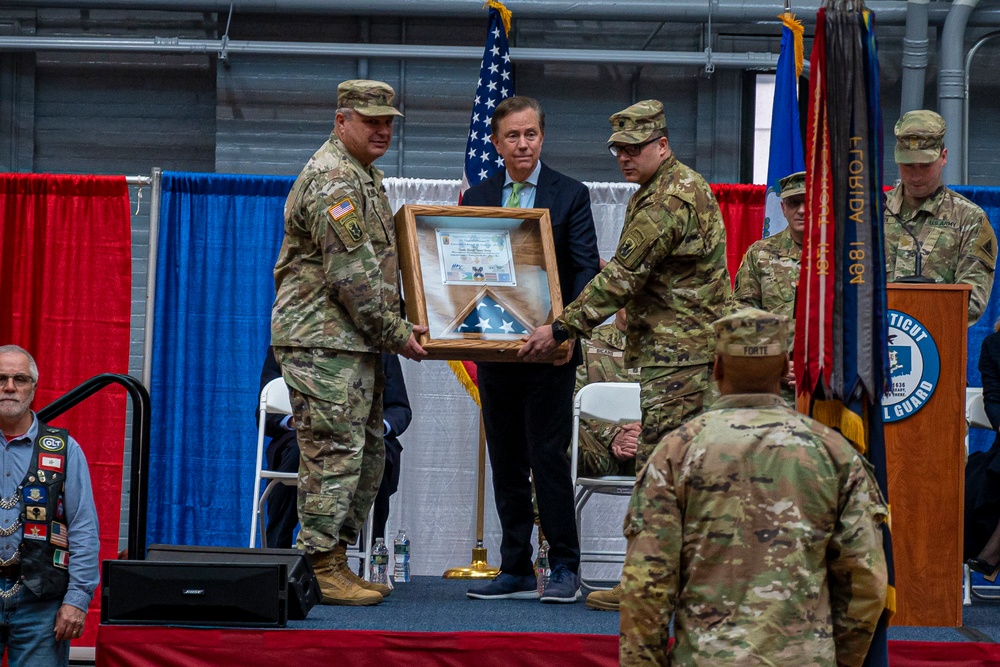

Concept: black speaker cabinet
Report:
left=102, top=559, right=288, bottom=627
left=144, top=544, right=320, bottom=621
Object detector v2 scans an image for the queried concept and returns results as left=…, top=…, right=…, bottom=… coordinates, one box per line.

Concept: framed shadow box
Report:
left=393, top=204, right=570, bottom=362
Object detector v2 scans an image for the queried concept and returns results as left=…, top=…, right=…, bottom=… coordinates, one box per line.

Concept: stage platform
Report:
left=95, top=576, right=1000, bottom=667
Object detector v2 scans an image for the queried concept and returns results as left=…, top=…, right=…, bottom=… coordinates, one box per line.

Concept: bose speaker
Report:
left=144, top=544, right=319, bottom=620
left=102, top=559, right=288, bottom=627
left=102, top=545, right=320, bottom=627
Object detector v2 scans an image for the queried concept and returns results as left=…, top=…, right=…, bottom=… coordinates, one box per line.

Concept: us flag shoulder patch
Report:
left=327, top=199, right=356, bottom=221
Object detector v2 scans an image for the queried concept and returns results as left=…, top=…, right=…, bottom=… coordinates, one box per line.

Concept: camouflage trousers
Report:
left=577, top=427, right=636, bottom=477
left=637, top=364, right=716, bottom=469
left=273, top=346, right=385, bottom=553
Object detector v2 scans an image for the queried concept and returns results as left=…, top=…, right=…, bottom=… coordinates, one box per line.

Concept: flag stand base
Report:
left=442, top=545, right=499, bottom=579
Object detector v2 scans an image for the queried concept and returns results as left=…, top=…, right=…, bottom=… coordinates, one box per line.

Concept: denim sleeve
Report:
left=61, top=437, right=100, bottom=612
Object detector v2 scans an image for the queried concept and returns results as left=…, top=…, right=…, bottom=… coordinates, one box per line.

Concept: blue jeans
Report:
left=0, top=578, right=68, bottom=667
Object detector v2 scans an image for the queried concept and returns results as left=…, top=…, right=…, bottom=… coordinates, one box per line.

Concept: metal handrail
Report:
left=37, top=373, right=151, bottom=561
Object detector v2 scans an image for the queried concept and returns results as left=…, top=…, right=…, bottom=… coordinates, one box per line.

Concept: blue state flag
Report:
left=763, top=15, right=805, bottom=238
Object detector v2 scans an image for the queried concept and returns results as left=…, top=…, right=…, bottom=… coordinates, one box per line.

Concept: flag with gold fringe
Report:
left=451, top=0, right=513, bottom=405
left=794, top=2, right=893, bottom=664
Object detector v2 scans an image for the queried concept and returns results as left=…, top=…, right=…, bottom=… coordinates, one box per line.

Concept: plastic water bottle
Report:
left=371, top=538, right=391, bottom=588
left=536, top=540, right=550, bottom=595
left=393, top=529, right=411, bottom=583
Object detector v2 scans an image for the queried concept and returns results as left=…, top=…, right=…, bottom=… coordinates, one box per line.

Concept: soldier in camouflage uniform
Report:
left=884, top=110, right=996, bottom=325
left=575, top=308, right=640, bottom=477
left=271, top=79, right=427, bottom=606
left=520, top=99, right=731, bottom=610
left=620, top=308, right=888, bottom=666
left=733, top=170, right=804, bottom=403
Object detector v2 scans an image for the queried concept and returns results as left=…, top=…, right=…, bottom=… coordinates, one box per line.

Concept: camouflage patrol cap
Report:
left=894, top=110, right=944, bottom=164
left=607, top=100, right=666, bottom=145
left=337, top=79, right=404, bottom=117
left=714, top=308, right=790, bottom=357
left=779, top=171, right=806, bottom=199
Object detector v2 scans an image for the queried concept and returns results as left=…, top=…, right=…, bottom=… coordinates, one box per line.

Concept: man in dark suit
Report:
left=462, top=96, right=600, bottom=604
left=258, top=347, right=411, bottom=549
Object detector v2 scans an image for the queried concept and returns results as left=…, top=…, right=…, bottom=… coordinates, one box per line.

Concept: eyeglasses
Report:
left=608, top=138, right=658, bottom=158
left=0, top=374, right=34, bottom=389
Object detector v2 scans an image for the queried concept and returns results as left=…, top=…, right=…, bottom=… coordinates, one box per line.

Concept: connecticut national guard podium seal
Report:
left=882, top=309, right=940, bottom=423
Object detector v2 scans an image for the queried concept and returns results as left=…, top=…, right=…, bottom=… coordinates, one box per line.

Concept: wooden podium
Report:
left=885, top=283, right=970, bottom=627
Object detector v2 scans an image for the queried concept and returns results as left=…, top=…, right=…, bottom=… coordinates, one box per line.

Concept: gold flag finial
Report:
left=485, top=0, right=513, bottom=36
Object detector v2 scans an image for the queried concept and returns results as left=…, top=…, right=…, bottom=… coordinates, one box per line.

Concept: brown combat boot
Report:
left=332, top=543, right=392, bottom=598
left=585, top=584, right=620, bottom=611
left=308, top=550, right=383, bottom=606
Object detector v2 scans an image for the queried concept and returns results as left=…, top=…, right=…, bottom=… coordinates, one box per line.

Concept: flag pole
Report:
left=443, top=412, right=499, bottom=579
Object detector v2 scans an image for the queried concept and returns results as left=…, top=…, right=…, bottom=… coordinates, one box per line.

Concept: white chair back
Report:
left=967, top=387, right=991, bottom=431
left=571, top=382, right=641, bottom=486
left=250, top=377, right=293, bottom=548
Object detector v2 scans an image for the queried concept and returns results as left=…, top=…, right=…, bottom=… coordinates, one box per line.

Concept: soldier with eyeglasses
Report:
left=519, top=99, right=731, bottom=611
left=0, top=345, right=100, bottom=666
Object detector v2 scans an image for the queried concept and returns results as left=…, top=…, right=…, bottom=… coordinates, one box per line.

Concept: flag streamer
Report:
left=795, top=2, right=895, bottom=660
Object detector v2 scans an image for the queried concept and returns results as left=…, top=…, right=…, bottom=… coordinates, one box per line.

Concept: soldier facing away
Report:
left=270, top=79, right=427, bottom=606
left=884, top=109, right=996, bottom=325
left=619, top=308, right=888, bottom=666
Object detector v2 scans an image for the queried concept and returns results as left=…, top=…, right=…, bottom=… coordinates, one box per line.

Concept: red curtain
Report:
left=711, top=183, right=767, bottom=284
left=0, top=173, right=132, bottom=647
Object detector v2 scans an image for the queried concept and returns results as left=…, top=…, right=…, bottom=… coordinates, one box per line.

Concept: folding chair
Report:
left=250, top=377, right=373, bottom=579
left=964, top=387, right=1000, bottom=603
left=570, top=381, right=641, bottom=591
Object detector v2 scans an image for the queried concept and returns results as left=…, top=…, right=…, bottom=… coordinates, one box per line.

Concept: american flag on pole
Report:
left=460, top=0, right=514, bottom=197
left=451, top=0, right=514, bottom=402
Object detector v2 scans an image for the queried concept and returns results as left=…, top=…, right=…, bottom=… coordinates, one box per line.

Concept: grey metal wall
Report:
left=5, top=6, right=1000, bottom=548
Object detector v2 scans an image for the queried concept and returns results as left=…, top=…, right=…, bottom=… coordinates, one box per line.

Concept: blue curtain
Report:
left=953, top=186, right=1000, bottom=455
left=148, top=172, right=295, bottom=548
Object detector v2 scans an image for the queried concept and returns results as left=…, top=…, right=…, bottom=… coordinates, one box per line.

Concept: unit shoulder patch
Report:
left=327, top=198, right=368, bottom=251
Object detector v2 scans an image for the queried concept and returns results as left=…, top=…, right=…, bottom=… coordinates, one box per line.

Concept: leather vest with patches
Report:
left=19, top=421, right=71, bottom=600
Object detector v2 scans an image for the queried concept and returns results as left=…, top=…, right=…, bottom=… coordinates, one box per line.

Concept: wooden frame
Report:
left=393, top=204, right=569, bottom=362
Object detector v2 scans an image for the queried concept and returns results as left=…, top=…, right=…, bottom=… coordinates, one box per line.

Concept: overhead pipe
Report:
left=962, top=30, right=1000, bottom=182
left=939, top=0, right=979, bottom=185
left=14, top=0, right=1000, bottom=26
left=0, top=35, right=781, bottom=68
left=900, top=0, right=930, bottom=114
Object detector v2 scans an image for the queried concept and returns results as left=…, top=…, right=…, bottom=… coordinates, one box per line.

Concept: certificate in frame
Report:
left=393, top=204, right=569, bottom=362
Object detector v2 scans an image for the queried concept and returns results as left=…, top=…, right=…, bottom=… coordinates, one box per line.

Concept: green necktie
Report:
left=506, top=182, right=524, bottom=208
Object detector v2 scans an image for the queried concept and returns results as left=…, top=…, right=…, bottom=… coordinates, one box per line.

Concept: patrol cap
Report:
left=894, top=110, right=945, bottom=164
left=779, top=171, right=806, bottom=199
left=714, top=308, right=790, bottom=357
left=337, top=79, right=404, bottom=117
left=607, top=100, right=666, bottom=145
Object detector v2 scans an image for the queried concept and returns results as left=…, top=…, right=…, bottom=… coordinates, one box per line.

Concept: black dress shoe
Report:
left=967, top=558, right=1000, bottom=582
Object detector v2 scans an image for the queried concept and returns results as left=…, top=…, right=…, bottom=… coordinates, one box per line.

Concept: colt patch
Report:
left=38, top=436, right=65, bottom=452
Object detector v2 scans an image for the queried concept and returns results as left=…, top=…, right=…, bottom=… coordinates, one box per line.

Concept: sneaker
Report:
left=585, top=584, right=620, bottom=611
left=466, top=573, right=539, bottom=600
left=540, top=564, right=580, bottom=603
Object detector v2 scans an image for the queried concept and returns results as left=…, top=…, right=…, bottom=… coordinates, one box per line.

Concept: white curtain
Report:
left=383, top=177, right=636, bottom=580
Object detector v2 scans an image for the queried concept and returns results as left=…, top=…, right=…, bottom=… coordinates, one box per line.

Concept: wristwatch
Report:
left=551, top=321, right=569, bottom=343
